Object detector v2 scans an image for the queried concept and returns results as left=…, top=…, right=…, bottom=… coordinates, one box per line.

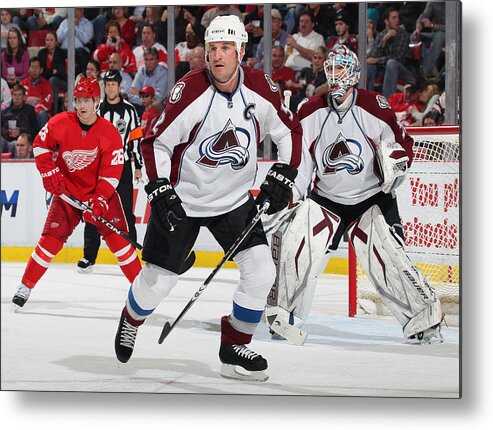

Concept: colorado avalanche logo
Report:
left=196, top=119, right=250, bottom=170
left=322, top=132, right=364, bottom=175
left=62, top=147, right=99, bottom=172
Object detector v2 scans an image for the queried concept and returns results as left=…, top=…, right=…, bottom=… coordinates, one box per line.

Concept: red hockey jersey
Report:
left=33, top=111, right=124, bottom=202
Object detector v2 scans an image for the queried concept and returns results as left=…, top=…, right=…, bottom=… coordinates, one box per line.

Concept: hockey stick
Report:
left=62, top=193, right=143, bottom=250
left=60, top=193, right=196, bottom=273
left=158, top=200, right=271, bottom=344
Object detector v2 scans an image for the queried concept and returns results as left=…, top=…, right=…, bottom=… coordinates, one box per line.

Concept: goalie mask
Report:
left=204, top=15, right=248, bottom=65
left=324, top=46, right=361, bottom=100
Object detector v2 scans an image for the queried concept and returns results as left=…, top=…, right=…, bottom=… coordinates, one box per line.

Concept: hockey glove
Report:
left=256, top=163, right=298, bottom=215
left=377, top=140, right=409, bottom=194
left=145, top=178, right=187, bottom=233
left=83, top=195, right=109, bottom=223
left=40, top=166, right=65, bottom=196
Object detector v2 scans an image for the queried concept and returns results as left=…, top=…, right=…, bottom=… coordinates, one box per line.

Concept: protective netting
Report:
left=356, top=130, right=460, bottom=315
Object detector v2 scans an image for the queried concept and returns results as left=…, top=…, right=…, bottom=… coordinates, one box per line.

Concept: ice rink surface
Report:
left=1, top=262, right=459, bottom=397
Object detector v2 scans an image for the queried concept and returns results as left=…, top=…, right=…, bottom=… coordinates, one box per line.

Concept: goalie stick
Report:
left=61, top=193, right=196, bottom=275
left=158, top=200, right=270, bottom=344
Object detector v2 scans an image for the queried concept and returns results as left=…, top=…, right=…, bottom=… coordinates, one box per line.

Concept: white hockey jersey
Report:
left=297, top=89, right=414, bottom=205
left=142, top=67, right=302, bottom=217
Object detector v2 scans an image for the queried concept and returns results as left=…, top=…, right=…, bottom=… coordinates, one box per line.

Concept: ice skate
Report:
left=115, top=309, right=140, bottom=363
left=407, top=323, right=444, bottom=345
left=219, top=342, right=269, bottom=382
left=77, top=258, right=94, bottom=273
left=12, top=284, right=31, bottom=311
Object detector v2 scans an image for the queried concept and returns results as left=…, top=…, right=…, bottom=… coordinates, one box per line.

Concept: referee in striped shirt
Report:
left=77, top=69, right=144, bottom=272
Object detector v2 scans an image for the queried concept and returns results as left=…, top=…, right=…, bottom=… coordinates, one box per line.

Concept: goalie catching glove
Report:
left=377, top=140, right=409, bottom=194
left=256, top=163, right=297, bottom=215
left=145, top=178, right=186, bottom=233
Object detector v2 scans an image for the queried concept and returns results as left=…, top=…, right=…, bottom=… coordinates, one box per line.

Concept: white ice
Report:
left=1, top=262, right=459, bottom=398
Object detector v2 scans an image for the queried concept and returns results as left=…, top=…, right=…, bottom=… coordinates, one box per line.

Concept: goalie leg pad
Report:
left=349, top=205, right=443, bottom=338
left=264, top=199, right=341, bottom=343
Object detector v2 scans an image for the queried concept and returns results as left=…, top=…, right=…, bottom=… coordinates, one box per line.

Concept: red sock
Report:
left=220, top=315, right=253, bottom=345
left=22, top=235, right=64, bottom=288
left=105, top=233, right=142, bottom=283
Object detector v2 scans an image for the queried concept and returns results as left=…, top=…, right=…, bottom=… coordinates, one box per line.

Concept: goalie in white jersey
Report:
left=114, top=15, right=303, bottom=381
left=266, top=45, right=443, bottom=345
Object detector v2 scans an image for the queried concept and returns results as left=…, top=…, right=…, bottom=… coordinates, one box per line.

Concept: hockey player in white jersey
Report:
left=266, top=45, right=443, bottom=345
left=114, top=15, right=303, bottom=381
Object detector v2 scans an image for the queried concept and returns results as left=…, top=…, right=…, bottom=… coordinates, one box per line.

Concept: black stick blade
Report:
left=158, top=322, right=172, bottom=344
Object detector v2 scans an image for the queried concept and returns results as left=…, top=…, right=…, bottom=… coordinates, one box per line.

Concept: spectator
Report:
left=135, top=7, right=164, bottom=46
left=139, top=86, right=161, bottom=138
left=408, top=83, right=442, bottom=125
left=387, top=82, right=424, bottom=126
left=243, top=5, right=264, bottom=60
left=175, top=23, right=206, bottom=80
left=112, top=6, right=136, bottom=47
left=412, top=1, right=446, bottom=79
left=14, top=132, right=33, bottom=159
left=366, top=10, right=378, bottom=56
left=133, top=23, right=169, bottom=70
left=1, top=9, right=24, bottom=50
left=270, top=45, right=298, bottom=95
left=37, top=31, right=67, bottom=114
left=1, top=134, right=15, bottom=157
left=1, top=27, right=30, bottom=88
left=107, top=53, right=134, bottom=100
left=11, top=8, right=31, bottom=32
left=93, top=20, right=137, bottom=75
left=189, top=46, right=206, bottom=71
left=308, top=3, right=334, bottom=40
left=26, top=8, right=66, bottom=31
left=75, top=60, right=104, bottom=98
left=1, top=84, right=38, bottom=143
left=200, top=5, right=243, bottom=29
left=326, top=10, right=358, bottom=53
left=420, top=110, right=444, bottom=127
left=157, top=6, right=189, bottom=47
left=57, top=7, right=93, bottom=76
left=285, top=9, right=325, bottom=73
left=20, top=56, right=53, bottom=130
left=253, top=8, right=289, bottom=70
left=1, top=77, right=12, bottom=110
left=129, top=47, right=168, bottom=109
left=367, top=7, right=415, bottom=99
left=288, top=45, right=329, bottom=111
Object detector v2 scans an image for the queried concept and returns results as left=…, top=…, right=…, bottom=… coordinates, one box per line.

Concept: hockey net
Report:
left=348, top=126, right=460, bottom=317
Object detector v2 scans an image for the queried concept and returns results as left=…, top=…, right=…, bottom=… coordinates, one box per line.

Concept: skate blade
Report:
left=11, top=303, right=23, bottom=313
left=220, top=364, right=269, bottom=382
left=77, top=266, right=94, bottom=274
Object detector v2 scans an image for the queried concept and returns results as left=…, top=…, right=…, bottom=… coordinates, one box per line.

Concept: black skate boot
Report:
left=12, top=284, right=31, bottom=311
left=115, top=308, right=141, bottom=363
left=219, top=342, right=269, bottom=382
left=77, top=258, right=94, bottom=273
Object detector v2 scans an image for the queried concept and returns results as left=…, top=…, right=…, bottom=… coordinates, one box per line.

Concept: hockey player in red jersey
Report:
left=114, top=15, right=303, bottom=381
left=12, top=77, right=142, bottom=310
left=266, top=46, right=443, bottom=345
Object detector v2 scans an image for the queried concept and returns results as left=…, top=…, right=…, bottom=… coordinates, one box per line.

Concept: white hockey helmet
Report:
left=204, top=15, right=248, bottom=59
left=324, top=45, right=361, bottom=99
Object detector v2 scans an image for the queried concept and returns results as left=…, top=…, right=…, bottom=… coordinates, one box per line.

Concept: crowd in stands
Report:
left=1, top=3, right=449, bottom=158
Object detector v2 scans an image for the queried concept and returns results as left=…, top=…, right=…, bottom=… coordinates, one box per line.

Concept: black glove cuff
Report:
left=145, top=178, right=182, bottom=206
